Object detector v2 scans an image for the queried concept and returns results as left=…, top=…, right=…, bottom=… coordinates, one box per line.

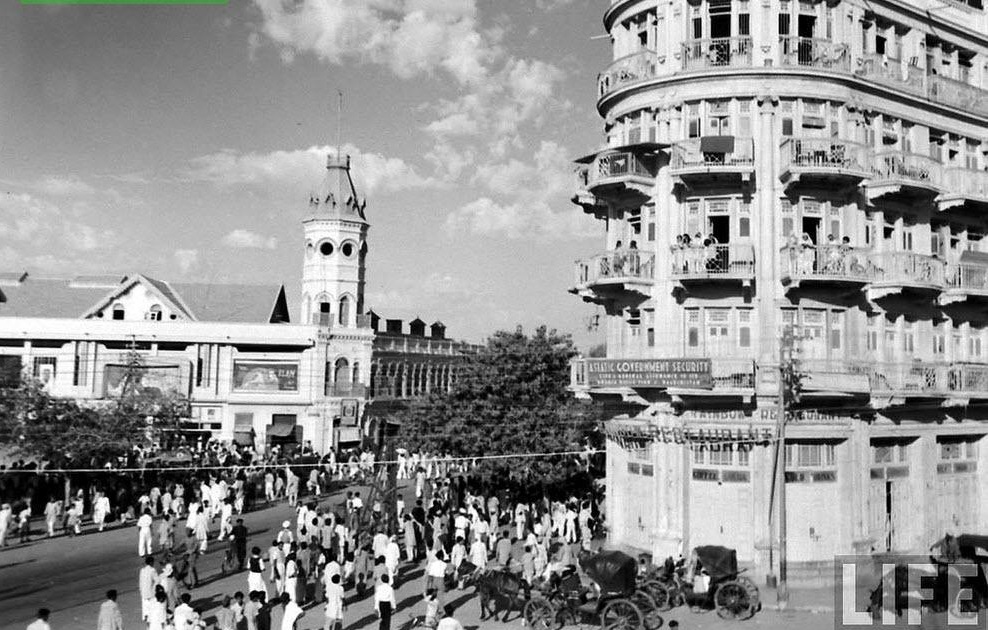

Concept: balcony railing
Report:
left=780, top=244, right=875, bottom=284
left=588, top=151, right=654, bottom=187
left=669, top=137, right=754, bottom=171
left=778, top=37, right=850, bottom=72
left=928, top=74, right=988, bottom=118
left=871, top=151, right=943, bottom=189
left=682, top=37, right=753, bottom=71
left=948, top=364, right=988, bottom=396
left=327, top=383, right=367, bottom=397
left=941, top=168, right=988, bottom=202
left=575, top=250, right=655, bottom=287
left=598, top=50, right=659, bottom=98
left=856, top=54, right=926, bottom=97
left=670, top=243, right=755, bottom=279
left=860, top=361, right=948, bottom=395
left=945, top=263, right=988, bottom=293
left=710, top=358, right=756, bottom=390
left=870, top=251, right=946, bottom=288
left=781, top=138, right=869, bottom=179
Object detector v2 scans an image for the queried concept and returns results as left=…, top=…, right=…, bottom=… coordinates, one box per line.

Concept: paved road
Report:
left=0, top=488, right=847, bottom=630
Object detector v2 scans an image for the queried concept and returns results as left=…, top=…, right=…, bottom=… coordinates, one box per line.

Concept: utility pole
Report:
left=774, top=323, right=800, bottom=608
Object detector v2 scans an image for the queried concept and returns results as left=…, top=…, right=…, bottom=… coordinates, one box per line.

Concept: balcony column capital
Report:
left=757, top=93, right=779, bottom=111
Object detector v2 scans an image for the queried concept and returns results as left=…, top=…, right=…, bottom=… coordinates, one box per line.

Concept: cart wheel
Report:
left=644, top=581, right=673, bottom=612
left=737, top=576, right=761, bottom=613
left=631, top=590, right=663, bottom=630
left=601, top=599, right=644, bottom=630
left=715, top=581, right=753, bottom=620
left=525, top=599, right=558, bottom=630
left=555, top=608, right=577, bottom=628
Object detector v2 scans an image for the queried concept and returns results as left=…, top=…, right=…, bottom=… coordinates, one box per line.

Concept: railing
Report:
left=856, top=54, right=926, bottom=97
left=682, top=37, right=753, bottom=71
left=598, top=50, right=659, bottom=98
left=870, top=251, right=946, bottom=287
left=588, top=151, right=654, bottom=186
left=871, top=151, right=943, bottom=188
left=941, top=168, right=988, bottom=201
left=948, top=364, right=988, bottom=396
left=669, top=137, right=754, bottom=170
left=575, top=250, right=656, bottom=286
left=670, top=243, right=755, bottom=278
left=327, top=383, right=368, bottom=397
left=778, top=37, right=850, bottom=72
left=711, top=358, right=756, bottom=389
left=928, top=74, right=988, bottom=118
left=782, top=138, right=869, bottom=175
left=945, top=263, right=988, bottom=293
left=780, top=244, right=875, bottom=283
left=862, top=362, right=948, bottom=394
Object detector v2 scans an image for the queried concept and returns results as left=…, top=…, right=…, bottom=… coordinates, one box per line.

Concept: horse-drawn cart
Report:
left=523, top=550, right=663, bottom=630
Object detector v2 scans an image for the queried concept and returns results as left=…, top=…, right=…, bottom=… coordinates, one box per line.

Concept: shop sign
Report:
left=606, top=424, right=774, bottom=445
left=585, top=358, right=712, bottom=389
left=341, top=399, right=359, bottom=425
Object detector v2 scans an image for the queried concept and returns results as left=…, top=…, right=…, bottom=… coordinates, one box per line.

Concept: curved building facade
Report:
left=571, top=0, right=988, bottom=576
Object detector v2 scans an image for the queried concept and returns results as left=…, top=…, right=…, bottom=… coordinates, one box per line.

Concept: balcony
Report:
left=866, top=251, right=945, bottom=301
left=582, top=149, right=657, bottom=207
left=669, top=136, right=754, bottom=186
left=928, top=74, right=988, bottom=119
left=942, top=257, right=988, bottom=305
left=855, top=54, right=926, bottom=99
left=597, top=50, right=659, bottom=99
left=797, top=361, right=988, bottom=405
left=571, top=250, right=655, bottom=304
left=937, top=168, right=988, bottom=212
left=780, top=138, right=870, bottom=187
left=681, top=37, right=753, bottom=72
left=861, top=362, right=948, bottom=400
left=779, top=244, right=874, bottom=289
left=778, top=37, right=851, bottom=72
left=327, top=383, right=367, bottom=398
left=670, top=243, right=755, bottom=286
left=799, top=360, right=872, bottom=395
left=867, top=151, right=944, bottom=201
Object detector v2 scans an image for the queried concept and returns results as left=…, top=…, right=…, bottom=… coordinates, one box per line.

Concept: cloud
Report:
left=0, top=191, right=119, bottom=273
left=182, top=143, right=441, bottom=197
left=446, top=141, right=594, bottom=241
left=534, top=0, right=575, bottom=9
left=221, top=229, right=278, bottom=250
left=250, top=0, right=494, bottom=86
left=174, top=249, right=199, bottom=273
left=38, top=175, right=97, bottom=197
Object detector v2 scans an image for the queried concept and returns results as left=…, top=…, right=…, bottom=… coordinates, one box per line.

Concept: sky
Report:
left=0, top=0, right=610, bottom=348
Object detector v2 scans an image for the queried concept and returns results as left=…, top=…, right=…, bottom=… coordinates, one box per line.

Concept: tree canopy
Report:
left=395, top=325, right=603, bottom=500
left=0, top=371, right=188, bottom=469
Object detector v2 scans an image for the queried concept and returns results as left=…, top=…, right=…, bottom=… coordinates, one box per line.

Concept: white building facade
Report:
left=571, top=0, right=988, bottom=579
left=0, top=154, right=378, bottom=454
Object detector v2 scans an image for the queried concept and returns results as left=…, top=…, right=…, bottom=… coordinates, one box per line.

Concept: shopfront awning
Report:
left=265, top=423, right=296, bottom=438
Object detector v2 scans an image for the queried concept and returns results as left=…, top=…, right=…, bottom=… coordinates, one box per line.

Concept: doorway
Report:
left=797, top=15, right=816, bottom=64
left=802, top=217, right=821, bottom=244
left=710, top=215, right=730, bottom=272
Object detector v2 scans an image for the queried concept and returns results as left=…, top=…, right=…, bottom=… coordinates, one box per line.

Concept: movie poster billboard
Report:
left=103, top=364, right=186, bottom=397
left=233, top=361, right=299, bottom=392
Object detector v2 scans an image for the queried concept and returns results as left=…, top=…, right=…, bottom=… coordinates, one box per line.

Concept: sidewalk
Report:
left=760, top=583, right=836, bottom=613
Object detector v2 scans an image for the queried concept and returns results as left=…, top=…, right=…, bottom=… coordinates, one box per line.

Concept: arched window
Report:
left=148, top=304, right=162, bottom=321
left=338, top=296, right=351, bottom=326
left=352, top=361, right=360, bottom=388
left=318, top=300, right=331, bottom=326
left=112, top=304, right=125, bottom=320
left=334, top=358, right=350, bottom=393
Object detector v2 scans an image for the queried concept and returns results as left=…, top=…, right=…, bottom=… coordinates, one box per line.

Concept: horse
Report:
left=457, top=561, right=530, bottom=622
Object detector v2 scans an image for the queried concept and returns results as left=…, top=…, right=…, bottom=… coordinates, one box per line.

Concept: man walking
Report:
left=138, top=556, right=158, bottom=625
left=97, top=590, right=123, bottom=630
left=233, top=518, right=249, bottom=570
left=137, top=509, right=154, bottom=556
left=324, top=574, right=345, bottom=630
left=374, top=575, right=396, bottom=630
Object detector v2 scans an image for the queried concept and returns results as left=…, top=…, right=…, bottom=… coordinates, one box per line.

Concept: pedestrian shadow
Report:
left=190, top=593, right=224, bottom=611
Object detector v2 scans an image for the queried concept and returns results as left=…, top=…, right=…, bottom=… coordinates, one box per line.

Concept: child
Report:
left=423, top=588, right=440, bottom=629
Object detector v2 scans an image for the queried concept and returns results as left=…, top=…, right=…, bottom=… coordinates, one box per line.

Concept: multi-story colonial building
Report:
left=570, top=0, right=988, bottom=578
left=0, top=153, right=472, bottom=454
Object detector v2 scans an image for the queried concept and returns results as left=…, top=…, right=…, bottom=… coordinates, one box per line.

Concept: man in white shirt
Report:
left=26, top=608, right=51, bottom=630
left=426, top=551, right=448, bottom=613
left=137, top=509, right=154, bottom=556
left=138, top=556, right=158, bottom=623
left=324, top=573, right=345, bottom=630
left=372, top=530, right=389, bottom=560
left=280, top=591, right=304, bottom=630
left=385, top=535, right=401, bottom=582
left=173, top=593, right=195, bottom=629
left=374, top=575, right=396, bottom=630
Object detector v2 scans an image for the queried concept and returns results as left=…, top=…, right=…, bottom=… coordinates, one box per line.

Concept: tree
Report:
left=396, top=325, right=603, bottom=501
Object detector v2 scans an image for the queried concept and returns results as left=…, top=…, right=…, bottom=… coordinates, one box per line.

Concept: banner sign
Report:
left=104, top=364, right=186, bottom=397
left=606, top=423, right=774, bottom=444
left=341, top=399, right=359, bottom=425
left=232, top=361, right=298, bottom=392
left=585, top=358, right=713, bottom=389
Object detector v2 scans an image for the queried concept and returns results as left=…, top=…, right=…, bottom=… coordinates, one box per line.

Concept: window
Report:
left=318, top=301, right=331, bottom=326
left=867, top=314, right=879, bottom=352
left=686, top=309, right=700, bottom=348
left=781, top=199, right=794, bottom=238
left=147, top=304, right=162, bottom=321
left=829, top=311, right=843, bottom=350
left=352, top=361, right=361, bottom=387
left=939, top=438, right=978, bottom=461
left=112, top=304, right=125, bottom=320
left=933, top=322, right=946, bottom=356
left=739, top=201, right=751, bottom=238
left=687, top=104, right=701, bottom=138
left=970, top=332, right=983, bottom=359
left=32, top=356, right=56, bottom=385
left=707, top=309, right=729, bottom=338
left=73, top=341, right=89, bottom=387
left=709, top=446, right=733, bottom=466
left=738, top=310, right=752, bottom=348
left=903, top=321, right=915, bottom=354
left=196, top=344, right=213, bottom=388
left=334, top=358, right=351, bottom=387
left=785, top=443, right=837, bottom=468
left=320, top=241, right=334, bottom=256
left=338, top=296, right=351, bottom=326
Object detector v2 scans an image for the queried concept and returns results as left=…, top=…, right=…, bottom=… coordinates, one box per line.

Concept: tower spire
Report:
left=336, top=90, right=343, bottom=162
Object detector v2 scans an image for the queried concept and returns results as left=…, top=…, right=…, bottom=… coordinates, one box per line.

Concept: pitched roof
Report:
left=0, top=273, right=287, bottom=323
